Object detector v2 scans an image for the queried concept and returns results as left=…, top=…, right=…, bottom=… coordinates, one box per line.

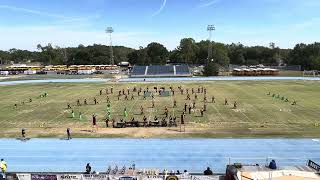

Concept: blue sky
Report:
left=0, top=0, right=319, bottom=51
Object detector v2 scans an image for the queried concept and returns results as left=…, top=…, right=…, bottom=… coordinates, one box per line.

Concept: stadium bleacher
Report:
left=130, top=65, right=191, bottom=77
left=131, top=66, right=147, bottom=76
left=175, top=65, right=190, bottom=75
left=147, top=65, right=174, bottom=75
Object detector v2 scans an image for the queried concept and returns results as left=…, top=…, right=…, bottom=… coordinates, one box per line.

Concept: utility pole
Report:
left=207, top=25, right=215, bottom=64
left=106, top=27, right=114, bottom=65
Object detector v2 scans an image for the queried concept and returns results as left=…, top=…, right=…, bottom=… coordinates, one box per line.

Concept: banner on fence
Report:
left=57, top=174, right=81, bottom=180
left=17, top=174, right=31, bottom=180
left=31, top=174, right=57, bottom=180
left=81, top=174, right=108, bottom=180
left=191, top=176, right=218, bottom=180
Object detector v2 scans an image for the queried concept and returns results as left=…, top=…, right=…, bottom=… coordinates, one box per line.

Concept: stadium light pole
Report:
left=106, top=27, right=114, bottom=65
left=207, top=25, right=215, bottom=65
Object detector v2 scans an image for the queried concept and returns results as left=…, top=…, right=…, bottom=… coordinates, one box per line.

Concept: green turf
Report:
left=1, top=81, right=320, bottom=138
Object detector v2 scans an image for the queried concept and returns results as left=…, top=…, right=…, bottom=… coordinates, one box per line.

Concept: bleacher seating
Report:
left=131, top=66, right=146, bottom=75
left=175, top=65, right=190, bottom=75
left=130, top=65, right=191, bottom=77
left=147, top=65, right=174, bottom=75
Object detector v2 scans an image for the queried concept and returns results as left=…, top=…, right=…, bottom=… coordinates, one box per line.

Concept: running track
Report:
left=0, top=138, right=319, bottom=173
left=1, top=76, right=320, bottom=85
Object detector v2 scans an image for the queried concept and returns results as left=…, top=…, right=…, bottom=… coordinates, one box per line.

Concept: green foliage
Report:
left=288, top=43, right=320, bottom=70
left=203, top=62, right=220, bottom=76
left=228, top=43, right=281, bottom=65
left=146, top=42, right=168, bottom=64
left=212, top=43, right=230, bottom=66
left=0, top=40, right=320, bottom=70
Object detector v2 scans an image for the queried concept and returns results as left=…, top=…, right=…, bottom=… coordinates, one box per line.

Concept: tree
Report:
left=310, top=56, right=320, bottom=70
left=138, top=48, right=149, bottom=65
left=0, top=50, right=11, bottom=64
left=1, top=39, right=319, bottom=69
left=288, top=43, right=320, bottom=70
left=212, top=43, right=230, bottom=67
left=228, top=43, right=245, bottom=65
left=203, top=62, right=219, bottom=76
left=177, top=38, right=199, bottom=64
left=127, top=50, right=139, bottom=65
left=196, top=40, right=210, bottom=64
left=146, top=42, right=168, bottom=64
left=36, top=43, right=63, bottom=65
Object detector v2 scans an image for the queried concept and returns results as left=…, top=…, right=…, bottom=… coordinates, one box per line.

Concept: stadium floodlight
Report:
left=207, top=25, right=215, bottom=31
left=207, top=25, right=215, bottom=64
left=105, top=27, right=114, bottom=65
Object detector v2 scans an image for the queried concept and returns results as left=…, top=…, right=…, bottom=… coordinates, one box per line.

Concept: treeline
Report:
left=0, top=44, right=134, bottom=66
left=0, top=39, right=319, bottom=70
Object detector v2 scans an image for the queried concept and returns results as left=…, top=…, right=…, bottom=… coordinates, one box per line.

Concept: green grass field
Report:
left=1, top=80, right=320, bottom=138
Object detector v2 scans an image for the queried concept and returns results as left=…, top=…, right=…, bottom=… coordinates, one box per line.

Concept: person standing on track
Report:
left=67, top=128, right=71, bottom=140
left=85, top=163, right=91, bottom=174
left=21, top=129, right=26, bottom=139
left=0, top=159, right=7, bottom=178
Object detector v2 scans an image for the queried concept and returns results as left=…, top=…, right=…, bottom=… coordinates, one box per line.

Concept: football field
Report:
left=0, top=80, right=320, bottom=138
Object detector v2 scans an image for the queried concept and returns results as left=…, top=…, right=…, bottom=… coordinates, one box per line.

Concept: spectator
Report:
left=67, top=128, right=71, bottom=140
left=0, top=159, right=7, bottom=178
left=182, top=170, right=189, bottom=178
left=269, top=159, right=277, bottom=169
left=170, top=170, right=175, bottom=175
left=86, top=163, right=91, bottom=174
left=204, top=167, right=213, bottom=175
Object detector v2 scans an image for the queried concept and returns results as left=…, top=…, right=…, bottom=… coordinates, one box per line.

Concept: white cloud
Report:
left=0, top=5, right=65, bottom=18
left=0, top=4, right=100, bottom=23
left=0, top=25, right=160, bottom=51
left=198, top=0, right=221, bottom=8
left=152, top=0, right=167, bottom=17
